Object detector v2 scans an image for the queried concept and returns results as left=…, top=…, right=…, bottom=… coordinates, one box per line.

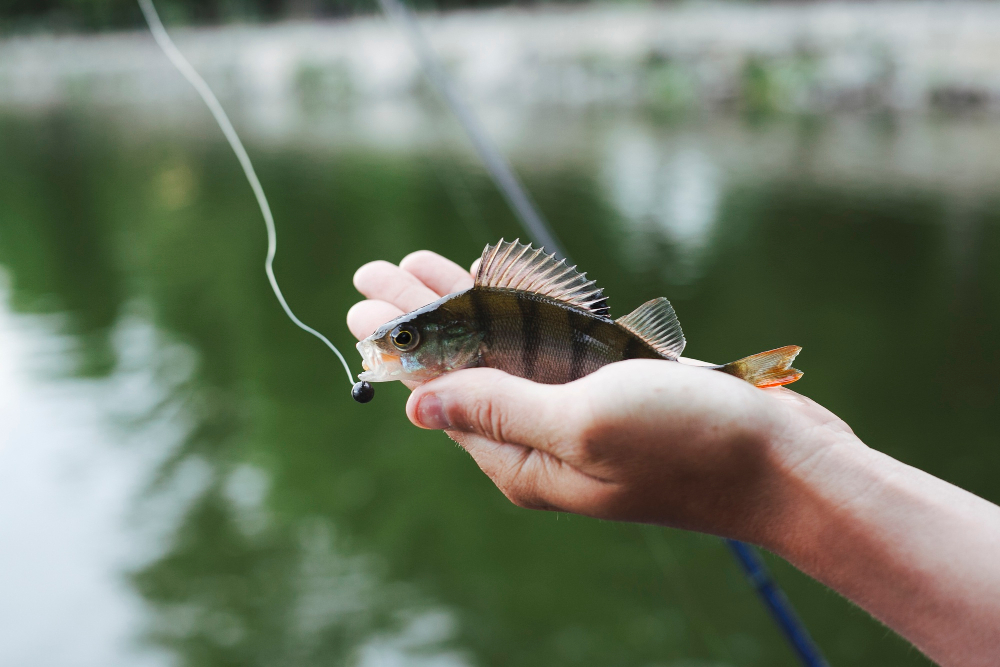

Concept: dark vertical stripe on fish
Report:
left=519, top=296, right=539, bottom=380
left=623, top=335, right=643, bottom=360
left=469, top=289, right=487, bottom=342
left=510, top=293, right=525, bottom=377
left=569, top=310, right=592, bottom=380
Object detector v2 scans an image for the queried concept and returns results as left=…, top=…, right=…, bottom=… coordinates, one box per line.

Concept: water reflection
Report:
left=603, top=129, right=721, bottom=282
left=1, top=108, right=997, bottom=667
left=0, top=309, right=170, bottom=667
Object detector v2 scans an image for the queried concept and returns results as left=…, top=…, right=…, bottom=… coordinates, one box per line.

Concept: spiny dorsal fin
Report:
left=475, top=239, right=610, bottom=318
left=615, top=297, right=686, bottom=360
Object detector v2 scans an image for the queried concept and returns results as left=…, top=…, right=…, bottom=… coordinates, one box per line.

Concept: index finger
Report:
left=353, top=260, right=442, bottom=313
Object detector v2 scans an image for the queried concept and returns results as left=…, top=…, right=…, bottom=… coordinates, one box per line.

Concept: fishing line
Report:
left=380, top=2, right=830, bottom=664
left=137, top=0, right=358, bottom=393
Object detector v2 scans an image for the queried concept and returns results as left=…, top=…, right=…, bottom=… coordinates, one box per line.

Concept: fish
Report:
left=356, top=239, right=803, bottom=388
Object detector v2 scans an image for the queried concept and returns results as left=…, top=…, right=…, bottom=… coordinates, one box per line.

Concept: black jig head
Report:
left=352, top=381, right=375, bottom=403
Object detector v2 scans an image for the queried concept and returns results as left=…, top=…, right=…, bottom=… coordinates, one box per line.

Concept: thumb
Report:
left=406, top=368, right=575, bottom=451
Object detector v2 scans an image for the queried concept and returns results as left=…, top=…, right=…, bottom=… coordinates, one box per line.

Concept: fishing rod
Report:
left=728, top=540, right=829, bottom=666
left=379, top=3, right=830, bottom=665
left=375, top=0, right=566, bottom=261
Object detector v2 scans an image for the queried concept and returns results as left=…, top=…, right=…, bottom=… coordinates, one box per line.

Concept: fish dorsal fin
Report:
left=475, top=239, right=610, bottom=318
left=615, top=297, right=686, bottom=360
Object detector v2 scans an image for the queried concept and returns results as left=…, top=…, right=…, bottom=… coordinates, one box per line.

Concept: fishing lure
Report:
left=358, top=239, right=803, bottom=387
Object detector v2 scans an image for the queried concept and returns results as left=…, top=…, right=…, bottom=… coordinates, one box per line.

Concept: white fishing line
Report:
left=138, top=0, right=355, bottom=386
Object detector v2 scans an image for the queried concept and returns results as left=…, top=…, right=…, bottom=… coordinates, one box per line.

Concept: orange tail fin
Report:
left=719, top=345, right=803, bottom=388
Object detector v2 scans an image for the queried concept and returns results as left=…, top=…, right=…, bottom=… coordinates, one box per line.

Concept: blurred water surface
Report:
left=1, top=101, right=998, bottom=667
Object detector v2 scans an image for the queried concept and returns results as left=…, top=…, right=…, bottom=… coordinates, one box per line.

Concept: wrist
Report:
left=753, top=427, right=1000, bottom=667
left=755, top=429, right=877, bottom=558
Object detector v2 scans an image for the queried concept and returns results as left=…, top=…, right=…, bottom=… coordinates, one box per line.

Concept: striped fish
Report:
left=357, top=240, right=802, bottom=388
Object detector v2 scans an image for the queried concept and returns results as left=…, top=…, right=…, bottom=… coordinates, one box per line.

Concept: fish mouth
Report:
left=356, top=340, right=405, bottom=382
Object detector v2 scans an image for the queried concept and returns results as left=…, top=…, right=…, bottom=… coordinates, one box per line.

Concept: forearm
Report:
left=769, top=436, right=1000, bottom=667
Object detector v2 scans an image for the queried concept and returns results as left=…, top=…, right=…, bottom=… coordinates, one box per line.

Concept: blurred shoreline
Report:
left=5, top=2, right=1000, bottom=113
left=4, top=2, right=1000, bottom=195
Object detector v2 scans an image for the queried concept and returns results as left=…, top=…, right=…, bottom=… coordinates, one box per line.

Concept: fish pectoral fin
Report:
left=719, top=345, right=803, bottom=388
left=616, top=297, right=686, bottom=360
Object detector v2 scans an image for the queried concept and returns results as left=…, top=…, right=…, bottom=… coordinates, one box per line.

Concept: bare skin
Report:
left=347, top=250, right=1000, bottom=667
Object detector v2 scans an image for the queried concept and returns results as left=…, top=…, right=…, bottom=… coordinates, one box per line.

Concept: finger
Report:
left=405, top=368, right=581, bottom=458
left=346, top=299, right=404, bottom=340
left=399, top=250, right=475, bottom=297
left=353, top=260, right=442, bottom=313
left=470, top=258, right=482, bottom=276
left=448, top=431, right=615, bottom=513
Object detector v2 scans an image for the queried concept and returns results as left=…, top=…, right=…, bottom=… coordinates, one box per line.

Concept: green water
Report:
left=1, top=108, right=997, bottom=667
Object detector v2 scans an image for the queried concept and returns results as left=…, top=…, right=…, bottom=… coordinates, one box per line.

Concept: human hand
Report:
left=347, top=249, right=861, bottom=548
left=349, top=250, right=1000, bottom=667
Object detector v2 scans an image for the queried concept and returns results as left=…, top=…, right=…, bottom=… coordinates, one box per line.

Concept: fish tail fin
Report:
left=719, top=345, right=803, bottom=388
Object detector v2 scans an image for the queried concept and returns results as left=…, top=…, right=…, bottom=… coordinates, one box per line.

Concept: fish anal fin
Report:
left=720, top=345, right=803, bottom=388
left=475, top=239, right=611, bottom=318
left=615, top=297, right=686, bottom=360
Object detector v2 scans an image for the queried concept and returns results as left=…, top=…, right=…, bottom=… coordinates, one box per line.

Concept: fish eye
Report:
left=390, top=325, right=419, bottom=351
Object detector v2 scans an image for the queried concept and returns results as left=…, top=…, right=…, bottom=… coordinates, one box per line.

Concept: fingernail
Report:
left=415, top=393, right=450, bottom=430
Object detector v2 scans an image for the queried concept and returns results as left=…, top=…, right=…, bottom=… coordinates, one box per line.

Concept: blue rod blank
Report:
left=726, top=539, right=830, bottom=666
